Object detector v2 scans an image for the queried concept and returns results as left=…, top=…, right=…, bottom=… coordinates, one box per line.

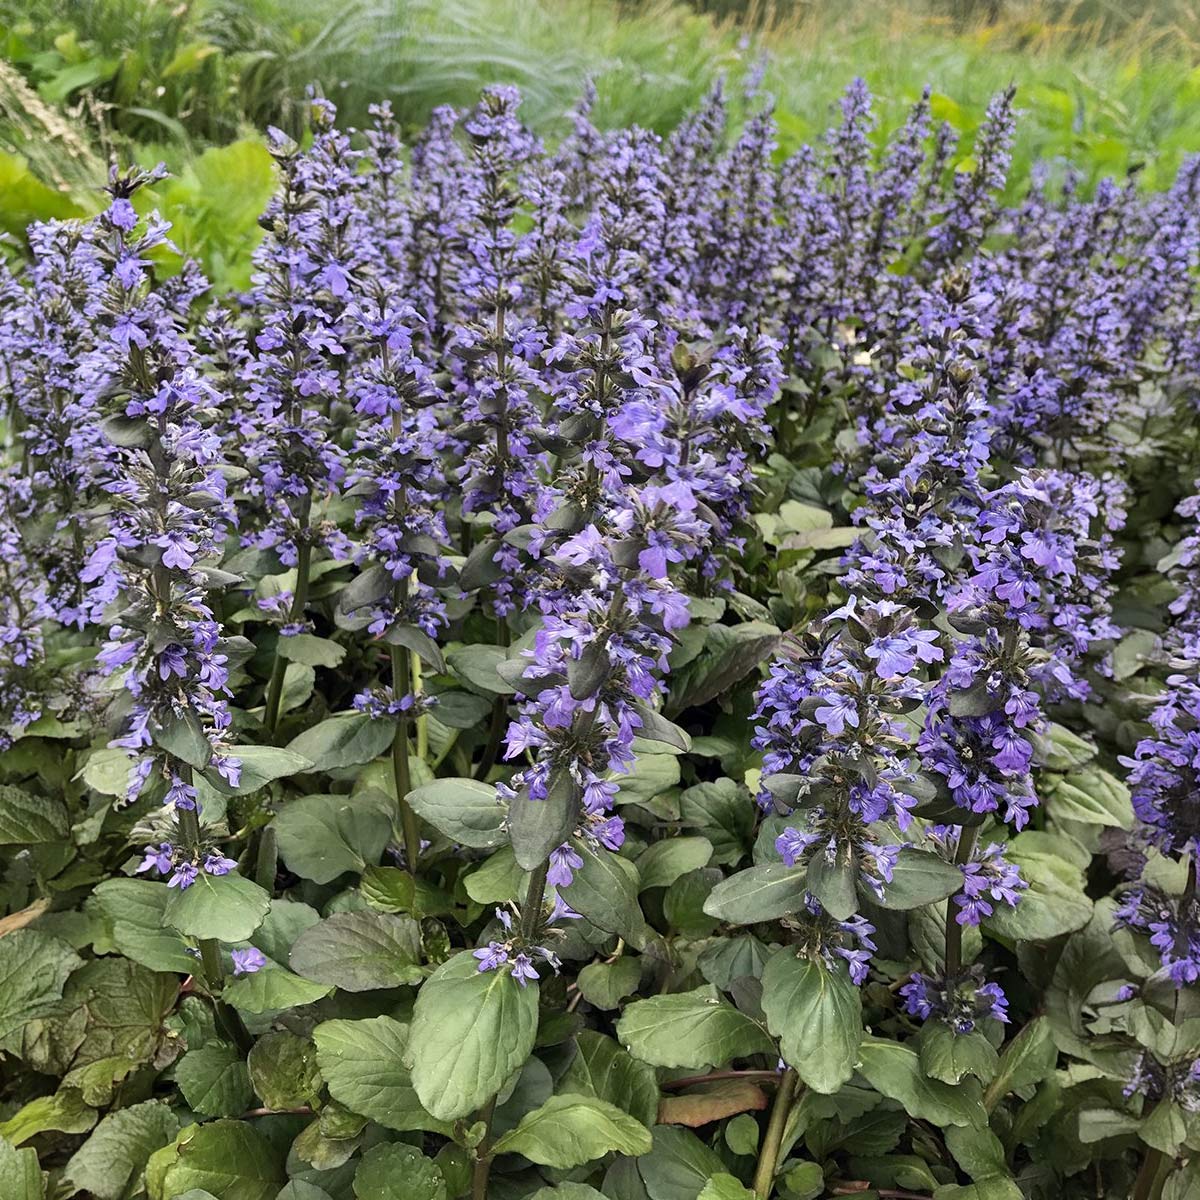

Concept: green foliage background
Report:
left=2, top=0, right=1200, bottom=290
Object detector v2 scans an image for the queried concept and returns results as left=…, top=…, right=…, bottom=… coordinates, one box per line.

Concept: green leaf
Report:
left=0, top=1137, right=43, bottom=1200
left=160, top=1120, right=285, bottom=1200
left=983, top=845, right=1092, bottom=942
left=464, top=846, right=525, bottom=905
left=856, top=1037, right=987, bottom=1128
left=807, top=851, right=858, bottom=920
left=246, top=1031, right=322, bottom=1111
left=313, top=1017, right=450, bottom=1135
left=944, top=1125, right=1011, bottom=1183
left=446, top=644, right=516, bottom=696
left=1045, top=768, right=1133, bottom=829
left=353, top=1143, right=446, bottom=1200
left=562, top=841, right=648, bottom=946
left=406, top=778, right=506, bottom=849
left=89, top=879, right=195, bottom=974
left=56, top=958, right=178, bottom=1106
left=0, top=784, right=69, bottom=844
left=509, top=772, right=578, bottom=871
left=204, top=746, right=313, bottom=796
left=528, top=1187, right=606, bottom=1200
left=0, top=1089, right=95, bottom=1145
left=153, top=710, right=212, bottom=769
left=637, top=837, right=713, bottom=890
left=0, top=930, right=81, bottom=1043
left=285, top=713, right=395, bottom=772
left=223, top=967, right=333, bottom=1013
left=982, top=1017, right=1056, bottom=1111
left=670, top=622, right=781, bottom=713
left=577, top=957, right=642, bottom=1010
left=874, top=848, right=965, bottom=910
left=617, top=753, right=681, bottom=809
left=780, top=1163, right=824, bottom=1200
left=407, top=951, right=539, bottom=1120
left=492, top=1094, right=652, bottom=1167
left=273, top=792, right=393, bottom=884
left=63, top=1099, right=179, bottom=1200
left=290, top=912, right=425, bottom=991
left=617, top=986, right=774, bottom=1069
left=679, top=780, right=753, bottom=865
left=637, top=1126, right=726, bottom=1200
left=175, top=1044, right=254, bottom=1117
left=278, top=633, right=346, bottom=669
left=760, top=951, right=861, bottom=1094
left=79, top=747, right=133, bottom=797
left=702, top=864, right=809, bottom=924
left=561, top=1030, right=659, bottom=1128
left=163, top=872, right=271, bottom=943
left=697, top=1176, right=755, bottom=1200
left=1035, top=723, right=1097, bottom=771
left=919, top=1025, right=999, bottom=1086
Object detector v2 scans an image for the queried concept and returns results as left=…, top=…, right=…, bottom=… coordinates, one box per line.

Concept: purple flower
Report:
left=231, top=947, right=267, bottom=976
left=547, top=844, right=584, bottom=888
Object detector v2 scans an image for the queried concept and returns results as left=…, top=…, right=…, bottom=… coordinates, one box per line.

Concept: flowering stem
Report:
left=752, top=1067, right=799, bottom=1199
left=263, top=539, right=312, bottom=738
left=944, top=825, right=980, bottom=978
left=411, top=640, right=428, bottom=763
left=470, top=1095, right=498, bottom=1200
left=389, top=606, right=421, bottom=873
left=176, top=801, right=253, bottom=1055
left=519, top=860, right=550, bottom=944
left=1132, top=1146, right=1166, bottom=1200
left=474, top=619, right=510, bottom=781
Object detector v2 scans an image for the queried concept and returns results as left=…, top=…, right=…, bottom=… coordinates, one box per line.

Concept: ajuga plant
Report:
left=2, top=78, right=1200, bottom=1200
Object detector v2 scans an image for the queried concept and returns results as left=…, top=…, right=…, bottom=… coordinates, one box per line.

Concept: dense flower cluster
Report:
left=2, top=75, right=1200, bottom=1200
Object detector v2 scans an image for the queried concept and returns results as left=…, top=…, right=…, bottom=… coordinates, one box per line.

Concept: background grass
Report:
left=2, top=0, right=1198, bottom=287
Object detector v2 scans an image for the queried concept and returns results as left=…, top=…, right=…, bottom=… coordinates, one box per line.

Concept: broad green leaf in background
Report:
left=492, top=1094, right=653, bottom=1167
left=89, top=879, right=198, bottom=974
left=285, top=713, right=395, bottom=772
left=272, top=791, right=393, bottom=884
left=0, top=930, right=82, bottom=1045
left=617, top=986, right=774, bottom=1069
left=857, top=1037, right=988, bottom=1129
left=313, top=1017, right=450, bottom=1135
left=561, top=1030, right=660, bottom=1128
left=637, top=1126, right=726, bottom=1200
left=289, top=911, right=425, bottom=991
left=703, top=863, right=809, bottom=924
left=561, top=841, right=649, bottom=946
left=406, top=778, right=507, bottom=848
left=0, top=1136, right=43, bottom=1200
left=222, top=967, right=334, bottom=1014
left=0, top=784, right=69, bottom=843
left=62, top=1100, right=179, bottom=1200
left=352, top=1142, right=446, bottom=1200
left=158, top=1119, right=284, bottom=1200
left=175, top=1045, right=254, bottom=1118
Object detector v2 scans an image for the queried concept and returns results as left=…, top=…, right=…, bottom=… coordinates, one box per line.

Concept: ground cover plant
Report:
left=0, top=74, right=1199, bottom=1200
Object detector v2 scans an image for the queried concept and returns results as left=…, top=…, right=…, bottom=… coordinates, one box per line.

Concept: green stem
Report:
left=471, top=1095, right=498, bottom=1200
left=263, top=539, right=312, bottom=738
left=176, top=803, right=253, bottom=1054
left=752, top=1069, right=799, bottom=1199
left=473, top=618, right=510, bottom=782
left=520, top=861, right=550, bottom=944
left=1133, top=1146, right=1166, bottom=1200
left=390, top=599, right=421, bottom=873
left=944, top=825, right=981, bottom=978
